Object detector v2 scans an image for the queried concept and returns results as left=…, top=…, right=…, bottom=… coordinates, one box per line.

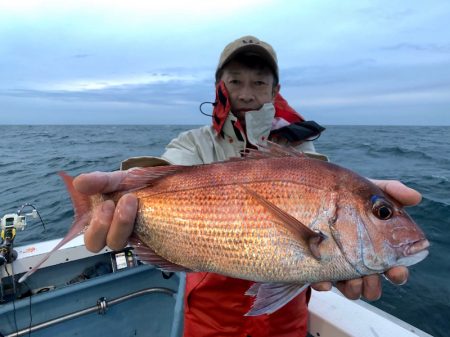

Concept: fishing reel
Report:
left=0, top=204, right=44, bottom=266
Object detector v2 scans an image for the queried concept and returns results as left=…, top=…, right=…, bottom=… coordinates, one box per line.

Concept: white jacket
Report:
left=121, top=107, right=326, bottom=169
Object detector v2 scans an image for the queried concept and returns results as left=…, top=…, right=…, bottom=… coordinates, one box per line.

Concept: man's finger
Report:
left=335, top=278, right=363, bottom=300
left=362, top=275, right=382, bottom=301
left=84, top=200, right=115, bottom=252
left=384, top=266, right=409, bottom=285
left=311, top=282, right=332, bottom=292
left=106, top=193, right=138, bottom=251
left=370, top=179, right=422, bottom=206
left=74, top=171, right=128, bottom=195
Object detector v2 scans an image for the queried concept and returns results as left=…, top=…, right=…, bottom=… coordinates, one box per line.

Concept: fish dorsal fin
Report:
left=241, top=185, right=326, bottom=260
left=245, top=282, right=309, bottom=316
left=129, top=235, right=192, bottom=272
left=241, top=141, right=306, bottom=160
left=118, top=165, right=186, bottom=191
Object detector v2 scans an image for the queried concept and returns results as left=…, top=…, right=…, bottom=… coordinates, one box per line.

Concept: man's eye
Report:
left=255, top=81, right=266, bottom=86
left=229, top=79, right=240, bottom=85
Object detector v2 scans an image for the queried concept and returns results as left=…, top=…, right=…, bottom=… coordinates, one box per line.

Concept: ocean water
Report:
left=0, top=125, right=449, bottom=336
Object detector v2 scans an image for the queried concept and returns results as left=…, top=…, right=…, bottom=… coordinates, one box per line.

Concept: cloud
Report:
left=47, top=73, right=202, bottom=91
left=381, top=43, right=450, bottom=53
left=0, top=72, right=215, bottom=107
left=356, top=6, right=415, bottom=22
left=0, top=0, right=274, bottom=26
left=281, top=58, right=450, bottom=97
left=280, top=59, right=378, bottom=87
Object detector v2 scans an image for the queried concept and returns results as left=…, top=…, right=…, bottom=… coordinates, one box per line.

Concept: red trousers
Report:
left=183, top=272, right=310, bottom=337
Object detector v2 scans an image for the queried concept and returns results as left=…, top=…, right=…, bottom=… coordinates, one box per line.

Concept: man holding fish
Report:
left=73, top=36, right=424, bottom=336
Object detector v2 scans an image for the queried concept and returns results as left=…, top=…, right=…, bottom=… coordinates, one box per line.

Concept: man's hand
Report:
left=311, top=179, right=421, bottom=300
left=74, top=171, right=138, bottom=252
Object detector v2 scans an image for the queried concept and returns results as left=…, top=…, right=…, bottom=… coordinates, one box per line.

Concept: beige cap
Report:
left=215, top=35, right=278, bottom=81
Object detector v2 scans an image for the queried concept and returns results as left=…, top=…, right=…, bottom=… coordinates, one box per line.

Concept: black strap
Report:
left=269, top=120, right=325, bottom=142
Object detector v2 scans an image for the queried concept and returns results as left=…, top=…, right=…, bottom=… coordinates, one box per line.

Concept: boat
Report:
left=0, top=236, right=183, bottom=337
left=0, top=215, right=433, bottom=337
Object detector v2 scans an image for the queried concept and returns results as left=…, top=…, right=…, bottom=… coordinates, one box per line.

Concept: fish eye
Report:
left=376, top=205, right=393, bottom=220
left=371, top=196, right=394, bottom=220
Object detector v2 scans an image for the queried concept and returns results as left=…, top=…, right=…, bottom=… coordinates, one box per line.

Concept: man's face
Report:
left=220, top=61, right=280, bottom=123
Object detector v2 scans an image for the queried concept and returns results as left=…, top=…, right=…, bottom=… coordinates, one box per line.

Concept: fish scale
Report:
left=134, top=169, right=342, bottom=282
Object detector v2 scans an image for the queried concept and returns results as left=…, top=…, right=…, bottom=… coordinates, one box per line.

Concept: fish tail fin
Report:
left=59, top=171, right=93, bottom=222
left=19, top=171, right=92, bottom=283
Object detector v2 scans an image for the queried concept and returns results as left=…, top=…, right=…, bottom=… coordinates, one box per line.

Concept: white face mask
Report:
left=244, top=103, right=276, bottom=146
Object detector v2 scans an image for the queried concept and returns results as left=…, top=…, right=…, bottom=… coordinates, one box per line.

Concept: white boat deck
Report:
left=309, top=288, right=432, bottom=337
left=1, top=235, right=109, bottom=277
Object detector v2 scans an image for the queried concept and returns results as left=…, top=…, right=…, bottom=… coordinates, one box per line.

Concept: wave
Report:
left=368, top=145, right=436, bottom=161
left=430, top=174, right=449, bottom=182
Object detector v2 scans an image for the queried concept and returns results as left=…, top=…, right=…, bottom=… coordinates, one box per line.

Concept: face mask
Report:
left=243, top=103, right=276, bottom=146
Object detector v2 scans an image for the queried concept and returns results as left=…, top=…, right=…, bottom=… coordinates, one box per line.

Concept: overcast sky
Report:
left=1, top=0, right=449, bottom=125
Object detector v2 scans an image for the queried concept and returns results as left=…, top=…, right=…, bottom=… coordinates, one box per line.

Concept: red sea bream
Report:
left=20, top=145, right=429, bottom=315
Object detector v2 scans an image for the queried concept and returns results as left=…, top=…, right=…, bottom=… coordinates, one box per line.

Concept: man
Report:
left=75, top=36, right=418, bottom=336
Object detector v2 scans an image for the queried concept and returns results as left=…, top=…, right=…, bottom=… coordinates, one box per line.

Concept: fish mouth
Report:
left=406, top=239, right=430, bottom=255
left=395, top=239, right=430, bottom=267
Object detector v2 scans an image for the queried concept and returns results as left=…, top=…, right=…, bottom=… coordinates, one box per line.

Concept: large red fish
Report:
left=20, top=145, right=429, bottom=315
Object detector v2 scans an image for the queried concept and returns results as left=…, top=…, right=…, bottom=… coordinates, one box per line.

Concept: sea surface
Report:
left=0, top=125, right=449, bottom=336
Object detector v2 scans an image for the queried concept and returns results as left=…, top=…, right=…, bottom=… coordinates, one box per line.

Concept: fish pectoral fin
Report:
left=129, top=234, right=193, bottom=272
left=245, top=282, right=309, bottom=316
left=241, top=185, right=326, bottom=260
